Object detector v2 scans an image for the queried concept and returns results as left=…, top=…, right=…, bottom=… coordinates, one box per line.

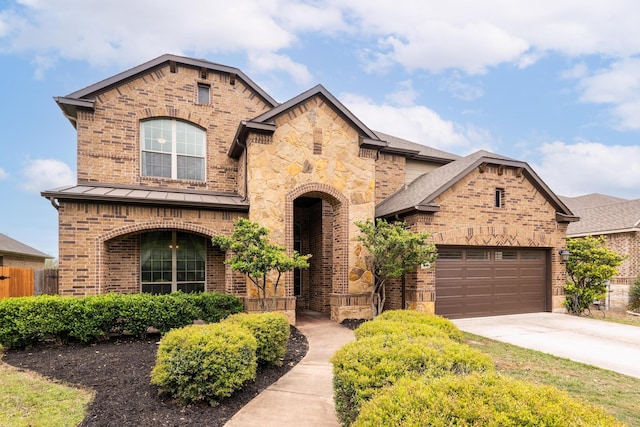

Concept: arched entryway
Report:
left=286, top=184, right=348, bottom=316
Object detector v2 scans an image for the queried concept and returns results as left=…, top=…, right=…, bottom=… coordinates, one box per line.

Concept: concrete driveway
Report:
left=453, top=312, right=640, bottom=379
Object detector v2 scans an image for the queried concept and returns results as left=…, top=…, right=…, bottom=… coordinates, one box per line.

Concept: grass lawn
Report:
left=0, top=362, right=94, bottom=427
left=466, top=328, right=640, bottom=426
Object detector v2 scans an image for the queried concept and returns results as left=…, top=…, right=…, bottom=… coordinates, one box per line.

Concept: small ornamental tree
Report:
left=212, top=219, right=311, bottom=312
left=564, top=236, right=626, bottom=315
left=355, top=219, right=437, bottom=317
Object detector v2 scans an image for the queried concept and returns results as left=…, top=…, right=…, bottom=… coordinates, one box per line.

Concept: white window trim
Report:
left=140, top=119, right=206, bottom=181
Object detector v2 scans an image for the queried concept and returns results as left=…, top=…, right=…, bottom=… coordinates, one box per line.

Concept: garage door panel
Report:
left=435, top=248, right=547, bottom=319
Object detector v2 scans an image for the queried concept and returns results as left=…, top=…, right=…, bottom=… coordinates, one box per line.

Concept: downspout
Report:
left=237, top=138, right=249, bottom=202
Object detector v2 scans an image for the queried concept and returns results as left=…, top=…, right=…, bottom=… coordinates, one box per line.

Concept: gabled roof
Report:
left=563, top=195, right=640, bottom=236
left=376, top=150, right=577, bottom=222
left=55, top=54, right=278, bottom=127
left=230, top=84, right=382, bottom=157
left=41, top=183, right=249, bottom=211
left=0, top=233, right=51, bottom=259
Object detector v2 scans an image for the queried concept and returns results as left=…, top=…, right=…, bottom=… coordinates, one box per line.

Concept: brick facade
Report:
left=49, top=55, right=573, bottom=322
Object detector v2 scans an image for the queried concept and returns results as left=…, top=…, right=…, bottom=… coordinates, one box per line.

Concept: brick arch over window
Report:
left=95, top=221, right=221, bottom=293
left=430, top=226, right=551, bottom=247
left=285, top=183, right=349, bottom=296
left=135, top=107, right=208, bottom=129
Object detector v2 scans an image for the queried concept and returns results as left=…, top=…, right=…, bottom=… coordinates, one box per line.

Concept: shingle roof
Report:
left=563, top=196, right=640, bottom=236
left=0, top=233, right=51, bottom=259
left=560, top=193, right=629, bottom=210
left=376, top=150, right=575, bottom=220
left=373, top=131, right=461, bottom=163
left=41, top=184, right=249, bottom=211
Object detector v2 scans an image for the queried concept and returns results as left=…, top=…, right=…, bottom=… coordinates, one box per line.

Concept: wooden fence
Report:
left=0, top=267, right=58, bottom=299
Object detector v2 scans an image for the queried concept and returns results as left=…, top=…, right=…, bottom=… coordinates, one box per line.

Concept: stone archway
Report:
left=285, top=183, right=349, bottom=315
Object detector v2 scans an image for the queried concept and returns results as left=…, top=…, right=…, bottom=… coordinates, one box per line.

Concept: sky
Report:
left=1, top=0, right=639, bottom=258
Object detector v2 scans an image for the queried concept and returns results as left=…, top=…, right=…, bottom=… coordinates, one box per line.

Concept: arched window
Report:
left=140, top=231, right=206, bottom=294
left=140, top=119, right=205, bottom=181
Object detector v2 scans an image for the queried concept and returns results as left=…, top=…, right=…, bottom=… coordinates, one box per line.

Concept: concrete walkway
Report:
left=453, top=312, right=640, bottom=379
left=224, top=311, right=355, bottom=427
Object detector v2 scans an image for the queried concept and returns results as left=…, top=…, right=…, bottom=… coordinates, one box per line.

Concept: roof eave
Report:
left=567, top=227, right=640, bottom=238
left=229, top=121, right=277, bottom=158
left=41, top=190, right=250, bottom=212
left=556, top=213, right=580, bottom=223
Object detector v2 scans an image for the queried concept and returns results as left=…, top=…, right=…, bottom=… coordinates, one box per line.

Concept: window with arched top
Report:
left=140, top=119, right=205, bottom=181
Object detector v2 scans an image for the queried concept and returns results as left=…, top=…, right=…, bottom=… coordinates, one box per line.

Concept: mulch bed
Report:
left=3, top=326, right=308, bottom=427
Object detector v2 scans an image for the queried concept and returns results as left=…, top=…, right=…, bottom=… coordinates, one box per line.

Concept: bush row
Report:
left=151, top=312, right=290, bottom=405
left=354, top=373, right=624, bottom=427
left=331, top=310, right=493, bottom=426
left=333, top=309, right=623, bottom=427
left=0, top=291, right=243, bottom=348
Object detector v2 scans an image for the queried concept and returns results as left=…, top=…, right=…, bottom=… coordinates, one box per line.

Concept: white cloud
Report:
left=246, top=51, right=312, bottom=86
left=0, top=167, right=8, bottom=180
left=573, top=58, right=640, bottom=130
left=341, top=92, right=494, bottom=153
left=21, top=159, right=74, bottom=193
left=385, top=80, right=419, bottom=106
left=438, top=73, right=484, bottom=101
left=339, top=0, right=640, bottom=74
left=0, top=0, right=313, bottom=82
left=532, top=140, right=640, bottom=199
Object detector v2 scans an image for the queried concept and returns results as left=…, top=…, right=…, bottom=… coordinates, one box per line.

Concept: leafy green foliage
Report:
left=355, top=219, right=437, bottom=317
left=564, top=236, right=626, bottom=314
left=151, top=323, right=257, bottom=405
left=331, top=334, right=494, bottom=426
left=375, top=309, right=464, bottom=342
left=354, top=319, right=450, bottom=342
left=223, top=312, right=290, bottom=366
left=353, top=373, right=624, bottom=427
left=628, top=274, right=640, bottom=312
left=212, top=218, right=311, bottom=312
left=0, top=292, right=242, bottom=348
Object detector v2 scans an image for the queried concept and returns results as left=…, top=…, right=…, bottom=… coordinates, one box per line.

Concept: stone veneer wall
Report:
left=57, top=201, right=245, bottom=296
left=74, top=63, right=271, bottom=192
left=403, top=165, right=569, bottom=313
left=245, top=96, right=377, bottom=321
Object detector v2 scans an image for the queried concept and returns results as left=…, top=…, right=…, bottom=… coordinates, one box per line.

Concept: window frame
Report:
left=495, top=188, right=505, bottom=208
left=197, top=83, right=210, bottom=105
left=140, top=118, right=206, bottom=181
left=140, top=230, right=207, bottom=294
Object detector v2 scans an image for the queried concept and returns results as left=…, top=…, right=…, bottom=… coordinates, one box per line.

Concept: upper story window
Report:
left=141, top=119, right=205, bottom=181
left=197, top=83, right=210, bottom=104
left=495, top=188, right=505, bottom=208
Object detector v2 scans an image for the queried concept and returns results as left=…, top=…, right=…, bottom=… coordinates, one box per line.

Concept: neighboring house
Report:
left=561, top=194, right=640, bottom=310
left=42, top=54, right=577, bottom=321
left=0, top=233, right=51, bottom=270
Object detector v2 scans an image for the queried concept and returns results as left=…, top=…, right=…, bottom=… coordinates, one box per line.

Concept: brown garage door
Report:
left=435, top=247, right=547, bottom=319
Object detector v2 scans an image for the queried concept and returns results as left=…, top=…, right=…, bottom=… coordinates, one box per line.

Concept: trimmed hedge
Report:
left=223, top=312, right=290, bottom=366
left=353, top=373, right=625, bottom=427
left=0, top=291, right=243, bottom=348
left=375, top=309, right=464, bottom=342
left=151, top=323, right=257, bottom=405
left=331, top=334, right=494, bottom=426
left=354, top=319, right=450, bottom=342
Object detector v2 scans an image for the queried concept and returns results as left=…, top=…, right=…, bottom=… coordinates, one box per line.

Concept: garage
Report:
left=435, top=247, right=548, bottom=319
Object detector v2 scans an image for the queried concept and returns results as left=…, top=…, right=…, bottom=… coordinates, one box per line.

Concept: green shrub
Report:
left=192, top=291, right=244, bottom=323
left=629, top=274, right=640, bottom=312
left=223, top=312, right=290, bottom=365
left=354, top=319, right=450, bottom=341
left=331, top=334, right=494, bottom=426
left=0, top=291, right=243, bottom=348
left=375, top=310, right=464, bottom=342
left=353, top=373, right=624, bottom=427
left=151, top=323, right=257, bottom=405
